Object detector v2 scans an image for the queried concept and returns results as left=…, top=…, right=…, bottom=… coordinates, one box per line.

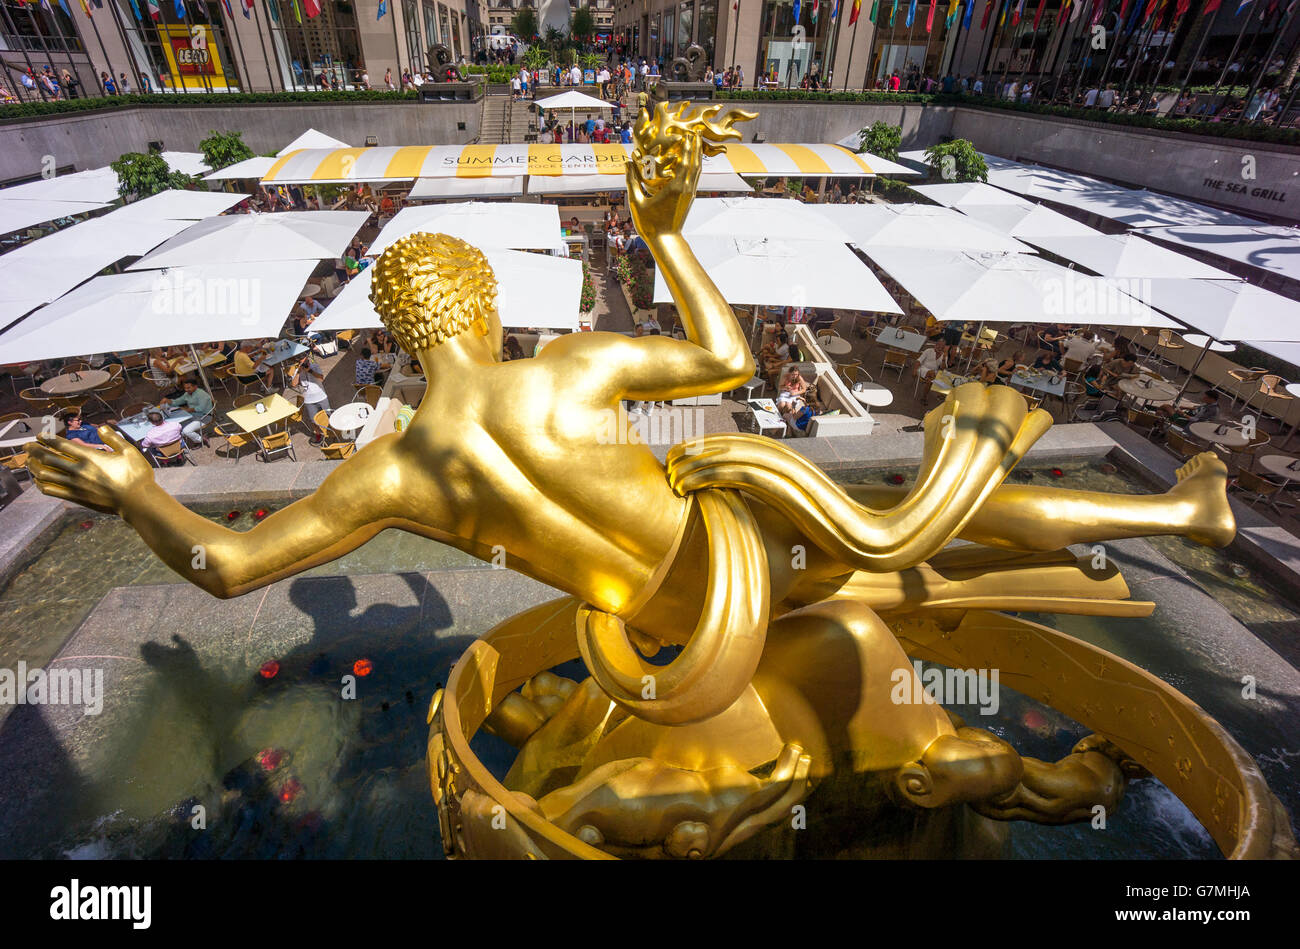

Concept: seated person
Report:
left=139, top=411, right=183, bottom=454
left=1039, top=325, right=1068, bottom=356
left=1031, top=349, right=1062, bottom=372
left=759, top=341, right=789, bottom=383
left=639, top=313, right=662, bottom=334
left=924, top=315, right=944, bottom=341
left=232, top=341, right=271, bottom=390
left=1062, top=333, right=1099, bottom=366
left=62, top=409, right=110, bottom=452
left=296, top=296, right=326, bottom=340
left=159, top=377, right=214, bottom=447
left=1098, top=354, right=1140, bottom=395
left=354, top=347, right=385, bottom=386
left=776, top=369, right=810, bottom=409
left=503, top=335, right=526, bottom=361
left=807, top=309, right=835, bottom=336
left=781, top=383, right=823, bottom=436
left=995, top=352, right=1022, bottom=385
left=1157, top=389, right=1221, bottom=425
left=292, top=357, right=331, bottom=446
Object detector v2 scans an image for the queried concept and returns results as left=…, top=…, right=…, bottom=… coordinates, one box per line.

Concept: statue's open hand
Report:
left=627, top=100, right=756, bottom=239
left=28, top=426, right=154, bottom=516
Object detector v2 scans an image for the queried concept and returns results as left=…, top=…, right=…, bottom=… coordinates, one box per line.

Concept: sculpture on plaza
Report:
left=28, top=101, right=1295, bottom=860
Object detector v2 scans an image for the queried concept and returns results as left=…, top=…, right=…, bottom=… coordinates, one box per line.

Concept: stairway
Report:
left=477, top=93, right=537, bottom=144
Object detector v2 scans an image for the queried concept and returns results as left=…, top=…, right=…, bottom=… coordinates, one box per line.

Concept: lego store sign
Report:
left=158, top=24, right=228, bottom=88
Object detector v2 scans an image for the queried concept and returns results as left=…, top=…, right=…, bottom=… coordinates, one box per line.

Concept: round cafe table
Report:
left=302, top=283, right=322, bottom=298
left=851, top=382, right=894, bottom=409
left=1181, top=334, right=1236, bottom=355
left=1258, top=453, right=1300, bottom=487
left=40, top=369, right=108, bottom=396
left=1188, top=420, right=1250, bottom=450
left=1118, top=376, right=1178, bottom=404
left=329, top=402, right=375, bottom=439
left=818, top=336, right=853, bottom=357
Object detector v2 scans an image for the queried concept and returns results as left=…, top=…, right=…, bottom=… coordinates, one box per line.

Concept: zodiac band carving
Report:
left=28, top=101, right=1295, bottom=860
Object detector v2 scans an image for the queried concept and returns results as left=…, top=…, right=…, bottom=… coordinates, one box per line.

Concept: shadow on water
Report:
left=0, top=573, right=481, bottom=859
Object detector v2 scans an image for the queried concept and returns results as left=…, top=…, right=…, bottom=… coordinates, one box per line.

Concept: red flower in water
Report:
left=253, top=508, right=269, bottom=520
left=1023, top=709, right=1048, bottom=731
left=353, top=658, right=373, bottom=677
left=1050, top=468, right=1065, bottom=478
left=226, top=510, right=240, bottom=521
left=259, top=659, right=280, bottom=679
left=257, top=748, right=285, bottom=771
left=79, top=520, right=94, bottom=530
left=887, top=474, right=905, bottom=485
left=279, top=776, right=302, bottom=803
left=1099, top=462, right=1118, bottom=475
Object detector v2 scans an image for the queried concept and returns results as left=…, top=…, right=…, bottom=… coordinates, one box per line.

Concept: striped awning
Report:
left=260, top=143, right=887, bottom=184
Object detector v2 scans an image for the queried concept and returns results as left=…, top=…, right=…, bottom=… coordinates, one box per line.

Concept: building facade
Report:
left=0, top=0, right=481, bottom=96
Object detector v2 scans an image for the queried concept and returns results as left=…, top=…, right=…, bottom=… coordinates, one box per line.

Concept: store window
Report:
left=404, top=0, right=423, bottom=73
left=697, top=0, right=716, bottom=64
left=0, top=0, right=83, bottom=54
left=450, top=9, right=461, bottom=58
left=423, top=0, right=440, bottom=47
left=677, top=0, right=693, bottom=56
left=109, top=0, right=245, bottom=92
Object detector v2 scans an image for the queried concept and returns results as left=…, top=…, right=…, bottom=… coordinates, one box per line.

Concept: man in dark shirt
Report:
left=63, top=410, right=110, bottom=451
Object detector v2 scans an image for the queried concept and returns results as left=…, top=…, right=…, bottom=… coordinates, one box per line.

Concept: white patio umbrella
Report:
left=0, top=167, right=121, bottom=204
left=534, top=90, right=612, bottom=139
left=162, top=152, right=212, bottom=177
left=0, top=215, right=197, bottom=322
left=956, top=203, right=1102, bottom=239
left=652, top=236, right=903, bottom=314
left=102, top=189, right=249, bottom=221
left=865, top=247, right=1176, bottom=370
left=1026, top=233, right=1242, bottom=279
left=408, top=177, right=525, bottom=200
left=368, top=202, right=562, bottom=254
left=127, top=211, right=370, bottom=269
left=0, top=199, right=111, bottom=235
left=0, top=260, right=319, bottom=396
left=685, top=196, right=856, bottom=243
left=1136, top=225, right=1300, bottom=284
left=311, top=248, right=584, bottom=332
left=1116, top=278, right=1300, bottom=343
left=203, top=156, right=278, bottom=182
left=909, top=182, right=1035, bottom=210
left=815, top=203, right=1031, bottom=253
left=277, top=129, right=351, bottom=156
left=1246, top=340, right=1300, bottom=368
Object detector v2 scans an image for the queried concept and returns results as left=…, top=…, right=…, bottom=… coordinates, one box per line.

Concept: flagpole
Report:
left=1096, top=2, right=1137, bottom=91
left=977, top=0, right=1003, bottom=77
left=730, top=0, right=740, bottom=72
left=1229, top=0, right=1279, bottom=98
left=22, top=3, right=60, bottom=96
left=824, top=3, right=839, bottom=84
left=217, top=4, right=254, bottom=92
left=1138, top=1, right=1176, bottom=106
left=1175, top=0, right=1222, bottom=103
left=173, top=1, right=211, bottom=93
left=998, top=11, right=1025, bottom=91
left=1210, top=0, right=1262, bottom=100
left=0, top=2, right=44, bottom=100
left=1034, top=3, right=1072, bottom=101
left=1119, top=4, right=1161, bottom=102
left=953, top=4, right=975, bottom=77
left=106, top=0, right=146, bottom=96
left=842, top=3, right=862, bottom=88
left=887, top=2, right=898, bottom=82
left=247, top=0, right=279, bottom=90
left=82, top=4, right=120, bottom=96
left=903, top=1, right=917, bottom=84
left=919, top=2, right=935, bottom=78
left=388, top=0, right=403, bottom=82
left=1237, top=0, right=1296, bottom=121
left=48, top=1, right=81, bottom=94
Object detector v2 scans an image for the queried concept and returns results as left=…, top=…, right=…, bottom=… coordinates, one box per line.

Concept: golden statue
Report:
left=28, top=101, right=1295, bottom=860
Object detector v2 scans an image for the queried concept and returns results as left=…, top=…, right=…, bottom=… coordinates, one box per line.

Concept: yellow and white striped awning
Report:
left=261, top=143, right=889, bottom=184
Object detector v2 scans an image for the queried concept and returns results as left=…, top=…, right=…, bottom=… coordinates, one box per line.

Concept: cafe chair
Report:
left=880, top=349, right=908, bottom=380
left=210, top=364, right=237, bottom=397
left=359, top=384, right=382, bottom=409
left=1231, top=469, right=1289, bottom=516
left=319, top=438, right=357, bottom=460
left=119, top=401, right=151, bottom=418
left=212, top=425, right=253, bottom=463
left=90, top=379, right=127, bottom=417
left=19, top=388, right=55, bottom=415
left=1242, top=374, right=1294, bottom=419
left=142, top=368, right=173, bottom=391
left=119, top=352, right=149, bottom=379
left=1125, top=407, right=1163, bottom=441
left=1, top=450, right=30, bottom=480
left=151, top=439, right=194, bottom=468
left=233, top=394, right=262, bottom=408
left=255, top=428, right=297, bottom=463
left=1165, top=430, right=1203, bottom=463
left=1222, top=367, right=1268, bottom=408
left=0, top=412, right=24, bottom=423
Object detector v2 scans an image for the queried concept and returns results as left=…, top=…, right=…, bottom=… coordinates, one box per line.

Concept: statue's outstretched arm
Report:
left=29, top=426, right=407, bottom=598
left=588, top=102, right=758, bottom=402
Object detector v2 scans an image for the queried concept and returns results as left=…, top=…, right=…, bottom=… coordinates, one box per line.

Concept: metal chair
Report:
left=151, top=439, right=193, bottom=467
left=1223, top=367, right=1267, bottom=407
left=142, top=368, right=173, bottom=391
left=881, top=349, right=908, bottom=379
left=359, top=384, right=382, bottom=409
left=19, top=388, right=55, bottom=416
left=212, top=425, right=253, bottom=463
left=1165, top=430, right=1202, bottom=463
left=255, top=428, right=297, bottom=463
left=1, top=450, right=30, bottom=480
left=1232, top=469, right=1289, bottom=516
left=1125, top=407, right=1163, bottom=441
left=233, top=394, right=262, bottom=408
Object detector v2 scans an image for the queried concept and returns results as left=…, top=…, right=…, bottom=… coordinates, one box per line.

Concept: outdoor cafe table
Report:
left=1118, top=376, right=1179, bottom=405
left=1011, top=369, right=1067, bottom=400
left=875, top=327, right=925, bottom=354
left=226, top=394, right=298, bottom=435
left=931, top=370, right=973, bottom=397
left=818, top=335, right=853, bottom=357
left=116, top=407, right=193, bottom=444
left=1258, top=454, right=1300, bottom=490
left=329, top=402, right=376, bottom=440
left=40, top=369, right=108, bottom=396
left=748, top=398, right=787, bottom=438
left=0, top=416, right=62, bottom=450
left=262, top=340, right=309, bottom=368
left=173, top=349, right=224, bottom=376
left=1188, top=420, right=1250, bottom=450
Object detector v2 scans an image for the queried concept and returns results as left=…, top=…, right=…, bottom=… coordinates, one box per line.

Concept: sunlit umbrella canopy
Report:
left=653, top=236, right=902, bottom=313
left=685, top=196, right=856, bottom=243
left=956, top=203, right=1101, bottom=239
left=369, top=202, right=562, bottom=254
left=127, top=211, right=370, bottom=269
left=815, top=203, right=1031, bottom=253
left=1026, top=233, right=1241, bottom=279
left=1116, top=278, right=1300, bottom=342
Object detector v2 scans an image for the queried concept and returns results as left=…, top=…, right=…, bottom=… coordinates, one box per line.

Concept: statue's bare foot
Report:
left=1168, top=452, right=1235, bottom=547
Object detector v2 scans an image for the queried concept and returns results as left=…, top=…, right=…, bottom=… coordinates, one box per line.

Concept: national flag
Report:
left=1236, top=0, right=1252, bottom=12
left=832, top=0, right=840, bottom=18
left=173, top=0, right=185, bottom=17
left=79, top=0, right=90, bottom=13
left=946, top=0, right=961, bottom=27
left=146, top=0, right=160, bottom=19
left=853, top=0, right=865, bottom=22
left=1011, top=0, right=1024, bottom=22
left=980, top=0, right=995, bottom=27
left=1203, top=0, right=1222, bottom=13
left=1173, top=0, right=1190, bottom=18
left=890, top=0, right=898, bottom=24
left=926, top=0, right=935, bottom=28
left=1071, top=0, right=1082, bottom=18
left=962, top=0, right=974, bottom=27
left=1032, top=0, right=1047, bottom=27
left=906, top=0, right=917, bottom=24
left=303, top=0, right=320, bottom=15
left=376, top=0, right=386, bottom=18
left=125, top=0, right=142, bottom=19
left=290, top=0, right=301, bottom=21
left=1142, top=0, right=1159, bottom=21
left=219, top=0, right=231, bottom=15
left=793, top=0, right=800, bottom=20
left=998, top=0, right=1007, bottom=25
left=812, top=0, right=819, bottom=22
left=241, top=0, right=252, bottom=17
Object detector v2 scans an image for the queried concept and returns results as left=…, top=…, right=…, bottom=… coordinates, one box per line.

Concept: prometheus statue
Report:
left=28, top=101, right=1294, bottom=860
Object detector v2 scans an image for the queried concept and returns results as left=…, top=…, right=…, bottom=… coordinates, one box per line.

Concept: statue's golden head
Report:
left=369, top=232, right=498, bottom=354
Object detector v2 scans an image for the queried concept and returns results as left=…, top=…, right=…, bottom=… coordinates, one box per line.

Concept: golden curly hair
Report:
left=368, top=232, right=498, bottom=354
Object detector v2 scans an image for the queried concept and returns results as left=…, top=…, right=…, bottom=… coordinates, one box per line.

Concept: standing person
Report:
left=384, top=67, right=394, bottom=91
left=359, top=66, right=370, bottom=89
left=60, top=69, right=79, bottom=99
left=100, top=71, right=115, bottom=95
left=292, top=357, right=331, bottom=446
left=118, top=72, right=130, bottom=94
left=510, top=72, right=521, bottom=99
